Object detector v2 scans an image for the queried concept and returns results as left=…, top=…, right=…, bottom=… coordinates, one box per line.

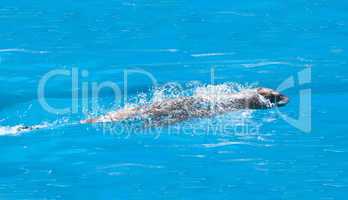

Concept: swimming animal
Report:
left=5, top=87, right=288, bottom=134
left=81, top=87, right=289, bottom=126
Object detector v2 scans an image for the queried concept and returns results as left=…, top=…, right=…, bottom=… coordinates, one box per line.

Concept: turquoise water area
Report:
left=0, top=0, right=348, bottom=199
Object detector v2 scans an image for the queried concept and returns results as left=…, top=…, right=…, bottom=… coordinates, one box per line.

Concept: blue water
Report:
left=1, top=0, right=348, bottom=199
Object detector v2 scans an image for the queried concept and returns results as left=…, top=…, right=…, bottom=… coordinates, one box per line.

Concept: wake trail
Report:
left=0, top=121, right=79, bottom=136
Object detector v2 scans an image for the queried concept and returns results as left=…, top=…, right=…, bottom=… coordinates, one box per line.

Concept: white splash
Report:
left=194, top=83, right=260, bottom=106
left=0, top=119, right=69, bottom=136
left=0, top=124, right=48, bottom=136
